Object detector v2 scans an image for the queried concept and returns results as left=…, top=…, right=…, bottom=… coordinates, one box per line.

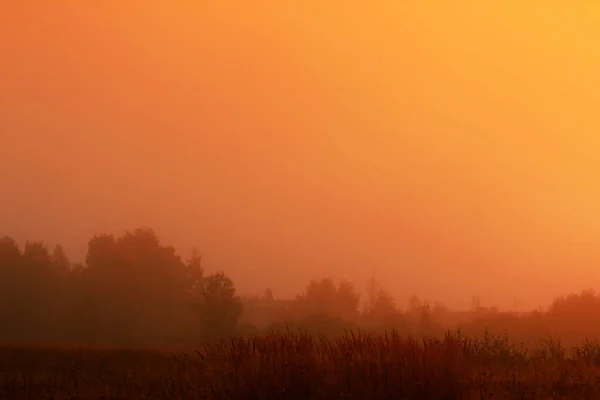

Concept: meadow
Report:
left=3, top=330, right=600, bottom=399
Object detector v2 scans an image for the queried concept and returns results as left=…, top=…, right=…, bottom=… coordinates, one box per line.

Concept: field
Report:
left=2, top=331, right=600, bottom=399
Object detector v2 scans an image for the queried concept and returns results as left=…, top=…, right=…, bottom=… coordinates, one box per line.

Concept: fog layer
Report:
left=2, top=2, right=600, bottom=310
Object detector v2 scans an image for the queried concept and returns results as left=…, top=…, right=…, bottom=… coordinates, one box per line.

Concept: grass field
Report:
left=2, top=330, right=600, bottom=399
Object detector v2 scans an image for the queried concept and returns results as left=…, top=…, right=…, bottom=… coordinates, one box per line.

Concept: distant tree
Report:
left=365, top=272, right=379, bottom=311
left=364, top=274, right=395, bottom=312
left=0, top=236, right=21, bottom=267
left=336, top=280, right=361, bottom=321
left=184, top=247, right=204, bottom=297
left=371, top=290, right=397, bottom=317
left=86, top=234, right=117, bottom=265
left=304, top=278, right=338, bottom=302
left=196, top=272, right=242, bottom=342
left=264, top=287, right=274, bottom=301
left=22, top=241, right=51, bottom=269
left=0, top=236, right=21, bottom=288
left=297, top=278, right=360, bottom=321
left=81, top=229, right=195, bottom=345
left=362, top=287, right=402, bottom=328
left=51, top=244, right=71, bottom=273
left=0, top=237, right=22, bottom=339
left=548, top=289, right=600, bottom=318
left=17, top=240, right=68, bottom=340
left=0, top=229, right=239, bottom=345
left=417, top=301, right=438, bottom=335
left=187, top=247, right=203, bottom=269
left=407, top=294, right=422, bottom=315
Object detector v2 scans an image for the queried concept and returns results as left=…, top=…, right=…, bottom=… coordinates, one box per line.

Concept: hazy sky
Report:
left=2, top=1, right=600, bottom=311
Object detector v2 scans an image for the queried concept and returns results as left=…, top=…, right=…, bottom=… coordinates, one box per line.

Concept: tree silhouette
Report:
left=297, top=278, right=360, bottom=322
left=362, top=285, right=403, bottom=330
left=51, top=244, right=71, bottom=273
left=0, top=237, right=22, bottom=340
left=3, top=227, right=600, bottom=346
left=195, top=272, right=242, bottom=342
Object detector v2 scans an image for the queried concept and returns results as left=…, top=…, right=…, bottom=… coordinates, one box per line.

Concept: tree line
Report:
left=1, top=228, right=599, bottom=347
left=0, top=228, right=451, bottom=345
left=0, top=229, right=240, bottom=345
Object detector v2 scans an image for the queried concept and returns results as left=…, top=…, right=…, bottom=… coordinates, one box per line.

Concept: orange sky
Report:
left=1, top=1, right=600, bottom=311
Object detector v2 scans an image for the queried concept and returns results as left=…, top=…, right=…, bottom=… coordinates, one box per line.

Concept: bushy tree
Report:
left=0, top=237, right=22, bottom=339
left=296, top=278, right=361, bottom=322
left=548, top=289, right=600, bottom=317
left=195, top=272, right=242, bottom=342
left=78, top=229, right=198, bottom=345
left=362, top=287, right=406, bottom=331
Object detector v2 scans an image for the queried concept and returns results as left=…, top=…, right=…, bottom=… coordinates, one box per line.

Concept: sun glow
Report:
left=1, top=1, right=600, bottom=310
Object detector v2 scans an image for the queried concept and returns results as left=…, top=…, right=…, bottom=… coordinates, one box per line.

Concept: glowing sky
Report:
left=1, top=1, right=600, bottom=310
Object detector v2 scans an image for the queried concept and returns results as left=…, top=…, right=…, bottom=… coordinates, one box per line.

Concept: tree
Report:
left=0, top=237, right=22, bottom=339
left=471, top=295, right=481, bottom=312
left=362, top=287, right=400, bottom=327
left=548, top=289, right=600, bottom=318
left=22, top=241, right=51, bottom=269
left=0, top=229, right=239, bottom=345
left=371, top=290, right=397, bottom=316
left=365, top=272, right=379, bottom=311
left=296, top=278, right=360, bottom=321
left=196, top=272, right=242, bottom=342
left=264, top=287, right=274, bottom=301
left=184, top=247, right=204, bottom=297
left=336, top=280, right=361, bottom=321
left=0, top=237, right=21, bottom=293
left=81, top=229, right=194, bottom=345
left=16, top=241, right=67, bottom=340
left=0, top=236, right=21, bottom=268
left=407, top=294, right=422, bottom=315
left=51, top=244, right=71, bottom=273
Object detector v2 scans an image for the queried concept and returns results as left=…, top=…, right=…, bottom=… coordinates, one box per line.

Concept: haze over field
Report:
left=1, top=1, right=600, bottom=311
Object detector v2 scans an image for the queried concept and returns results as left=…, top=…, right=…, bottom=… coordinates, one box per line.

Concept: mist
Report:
left=2, top=1, right=600, bottom=313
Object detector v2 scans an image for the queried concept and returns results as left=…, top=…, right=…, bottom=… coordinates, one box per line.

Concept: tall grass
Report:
left=3, top=330, right=600, bottom=399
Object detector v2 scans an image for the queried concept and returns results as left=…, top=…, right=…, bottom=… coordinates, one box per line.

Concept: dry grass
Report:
left=2, top=330, right=600, bottom=399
